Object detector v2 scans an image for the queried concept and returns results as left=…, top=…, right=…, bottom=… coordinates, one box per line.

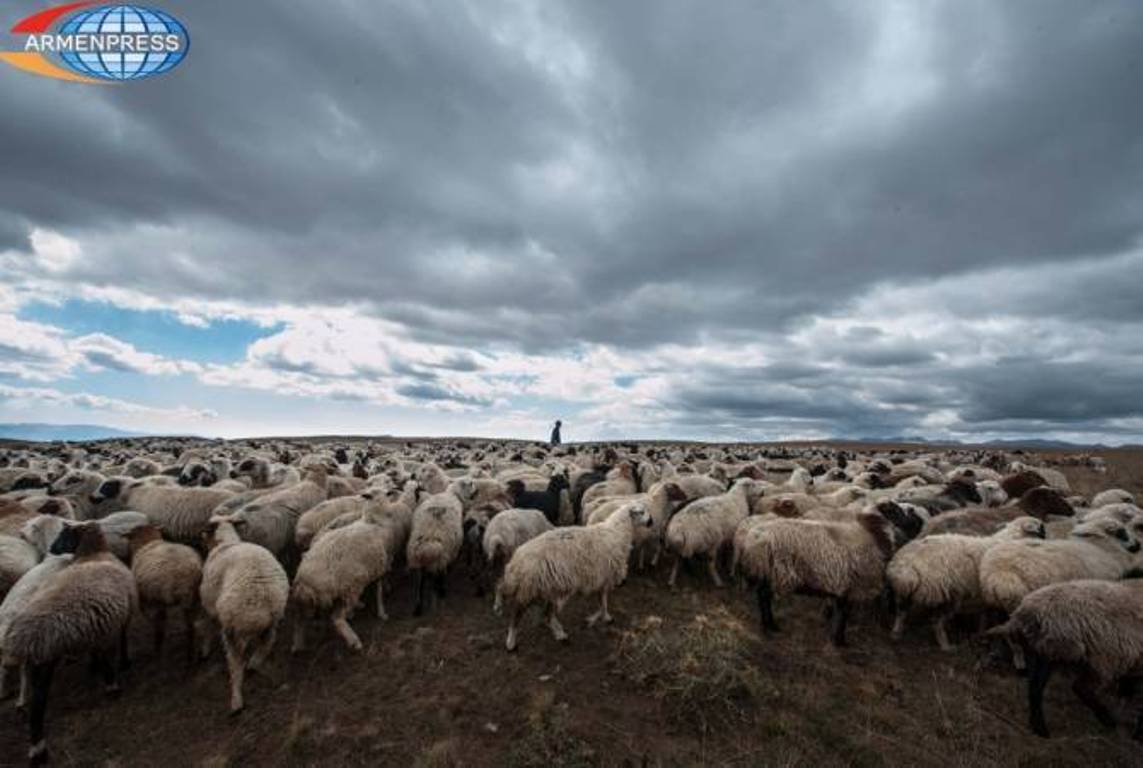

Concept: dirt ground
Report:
left=2, top=446, right=1142, bottom=767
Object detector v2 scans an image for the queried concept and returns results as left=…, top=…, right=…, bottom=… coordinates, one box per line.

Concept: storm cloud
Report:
left=0, top=0, right=1141, bottom=441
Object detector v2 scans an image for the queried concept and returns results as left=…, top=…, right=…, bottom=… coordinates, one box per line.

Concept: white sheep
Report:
left=291, top=505, right=392, bottom=652
left=482, top=508, right=554, bottom=613
left=406, top=484, right=465, bottom=616
left=665, top=478, right=766, bottom=587
left=886, top=516, right=1046, bottom=650
left=498, top=500, right=653, bottom=651
left=0, top=554, right=72, bottom=708
left=738, top=503, right=921, bottom=646
left=125, top=524, right=203, bottom=662
left=89, top=479, right=234, bottom=544
left=199, top=515, right=289, bottom=713
left=228, top=466, right=329, bottom=561
left=980, top=518, right=1140, bottom=614
left=990, top=578, right=1143, bottom=738
left=1091, top=488, right=1135, bottom=508
left=4, top=523, right=136, bottom=765
left=0, top=534, right=39, bottom=597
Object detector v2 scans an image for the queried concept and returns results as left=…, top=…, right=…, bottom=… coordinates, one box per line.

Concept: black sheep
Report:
left=507, top=474, right=571, bottom=525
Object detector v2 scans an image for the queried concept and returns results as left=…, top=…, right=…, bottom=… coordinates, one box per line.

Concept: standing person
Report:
left=549, top=420, right=562, bottom=447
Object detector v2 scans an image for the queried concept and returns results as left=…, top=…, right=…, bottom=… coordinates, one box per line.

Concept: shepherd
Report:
left=549, top=419, right=562, bottom=447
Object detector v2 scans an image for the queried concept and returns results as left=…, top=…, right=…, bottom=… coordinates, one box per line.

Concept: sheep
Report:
left=659, top=470, right=726, bottom=503
left=989, top=578, right=1143, bottom=739
left=664, top=478, right=766, bottom=587
left=585, top=481, right=689, bottom=569
left=920, top=491, right=1074, bottom=538
left=1091, top=489, right=1135, bottom=509
left=498, top=500, right=653, bottom=651
left=1010, top=462, right=1071, bottom=492
left=290, top=507, right=391, bottom=653
left=977, top=480, right=1008, bottom=507
left=579, top=463, right=639, bottom=512
left=231, top=456, right=300, bottom=489
left=90, top=479, right=234, bottom=544
left=980, top=518, right=1141, bottom=615
left=126, top=524, right=203, bottom=662
left=507, top=474, right=571, bottom=525
left=738, top=502, right=921, bottom=646
left=21, top=512, right=148, bottom=564
left=5, top=523, right=136, bottom=765
left=414, top=462, right=450, bottom=494
left=295, top=493, right=374, bottom=550
left=44, top=469, right=107, bottom=520
left=228, top=466, right=329, bottom=561
left=1000, top=469, right=1048, bottom=499
left=886, top=516, right=1046, bottom=650
left=15, top=496, right=74, bottom=522
left=0, top=535, right=39, bottom=597
left=482, top=508, right=555, bottom=612
left=406, top=483, right=465, bottom=616
left=198, top=515, right=289, bottom=714
left=0, top=555, right=73, bottom=708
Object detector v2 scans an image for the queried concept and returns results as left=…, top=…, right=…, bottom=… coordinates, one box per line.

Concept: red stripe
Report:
left=11, top=2, right=95, bottom=34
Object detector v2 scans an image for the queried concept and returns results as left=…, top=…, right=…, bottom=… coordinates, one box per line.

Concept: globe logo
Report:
left=1, top=2, right=190, bottom=83
left=58, top=5, right=189, bottom=80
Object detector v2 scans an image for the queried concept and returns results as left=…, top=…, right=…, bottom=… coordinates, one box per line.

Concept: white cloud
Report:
left=0, top=383, right=217, bottom=421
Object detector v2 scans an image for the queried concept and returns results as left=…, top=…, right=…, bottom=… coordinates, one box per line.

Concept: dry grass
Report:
left=615, top=608, right=774, bottom=733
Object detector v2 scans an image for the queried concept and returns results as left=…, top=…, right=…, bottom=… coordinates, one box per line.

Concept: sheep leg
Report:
left=1026, top=649, right=1053, bottom=737
left=249, top=626, right=277, bottom=672
left=96, top=648, right=120, bottom=695
left=828, top=597, right=850, bottom=647
left=332, top=602, right=364, bottom=652
left=545, top=602, right=569, bottom=642
left=16, top=663, right=30, bottom=711
left=118, top=628, right=131, bottom=672
left=890, top=597, right=910, bottom=641
left=706, top=555, right=724, bottom=588
left=152, top=607, right=167, bottom=658
left=184, top=606, right=198, bottom=668
left=587, top=590, right=613, bottom=626
left=222, top=631, right=246, bottom=715
left=492, top=579, right=504, bottom=615
left=374, top=579, right=388, bottom=621
left=668, top=558, right=680, bottom=588
left=1073, top=669, right=1116, bottom=729
left=650, top=540, right=661, bottom=567
left=412, top=569, right=426, bottom=617
left=934, top=611, right=955, bottom=652
left=1010, top=637, right=1027, bottom=671
left=756, top=578, right=780, bottom=634
left=27, top=659, right=56, bottom=768
left=291, top=606, right=310, bottom=654
left=435, top=570, right=448, bottom=599
left=506, top=604, right=524, bottom=652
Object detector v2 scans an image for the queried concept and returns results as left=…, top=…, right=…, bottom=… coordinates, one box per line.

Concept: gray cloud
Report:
left=3, top=1, right=1143, bottom=440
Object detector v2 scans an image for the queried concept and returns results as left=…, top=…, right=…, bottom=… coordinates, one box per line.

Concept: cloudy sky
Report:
left=2, top=1, right=1142, bottom=443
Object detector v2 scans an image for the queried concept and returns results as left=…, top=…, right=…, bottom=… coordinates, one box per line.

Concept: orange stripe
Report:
left=0, top=52, right=107, bottom=83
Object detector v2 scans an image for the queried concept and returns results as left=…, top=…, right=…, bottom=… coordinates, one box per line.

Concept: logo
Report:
left=1, top=3, right=189, bottom=83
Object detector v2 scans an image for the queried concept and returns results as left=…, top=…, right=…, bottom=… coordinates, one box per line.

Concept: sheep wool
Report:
left=127, top=524, right=203, bottom=661
left=993, top=579, right=1143, bottom=738
left=665, top=478, right=764, bottom=587
left=887, top=516, right=1045, bottom=650
left=199, top=516, right=289, bottom=713
left=979, top=518, right=1140, bottom=614
left=499, top=500, right=653, bottom=651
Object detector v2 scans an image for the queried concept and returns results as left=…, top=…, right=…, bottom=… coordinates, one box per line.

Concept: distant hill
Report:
left=0, top=423, right=150, bottom=442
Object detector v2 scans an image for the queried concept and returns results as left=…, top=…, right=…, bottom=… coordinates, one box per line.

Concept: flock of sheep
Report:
left=0, top=437, right=1138, bottom=764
